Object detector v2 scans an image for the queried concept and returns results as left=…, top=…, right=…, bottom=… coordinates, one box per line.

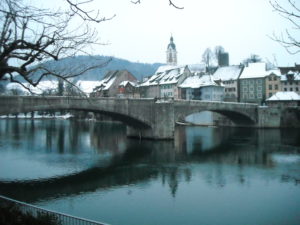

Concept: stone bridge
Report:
left=0, top=96, right=285, bottom=139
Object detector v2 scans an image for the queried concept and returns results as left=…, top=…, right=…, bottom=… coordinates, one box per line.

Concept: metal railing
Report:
left=0, top=195, right=110, bottom=225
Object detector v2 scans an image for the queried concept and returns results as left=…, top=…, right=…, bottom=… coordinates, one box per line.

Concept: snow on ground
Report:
left=0, top=112, right=74, bottom=119
left=76, top=80, right=103, bottom=94
left=5, top=80, right=105, bottom=95
left=6, top=80, right=58, bottom=95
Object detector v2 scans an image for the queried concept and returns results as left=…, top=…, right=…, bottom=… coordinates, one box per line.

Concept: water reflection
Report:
left=0, top=119, right=300, bottom=225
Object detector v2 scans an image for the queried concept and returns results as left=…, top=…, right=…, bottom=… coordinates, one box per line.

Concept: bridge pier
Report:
left=127, top=102, right=175, bottom=140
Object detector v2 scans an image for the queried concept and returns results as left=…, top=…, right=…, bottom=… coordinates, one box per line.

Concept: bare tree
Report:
left=0, top=0, right=113, bottom=90
left=270, top=0, right=300, bottom=54
left=202, top=48, right=214, bottom=72
left=242, top=54, right=262, bottom=66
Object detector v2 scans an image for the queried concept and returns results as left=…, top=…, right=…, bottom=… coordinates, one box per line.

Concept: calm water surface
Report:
left=0, top=119, right=300, bottom=225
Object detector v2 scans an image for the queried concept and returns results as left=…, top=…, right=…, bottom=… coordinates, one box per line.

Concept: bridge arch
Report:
left=174, top=101, right=257, bottom=126
left=179, top=109, right=256, bottom=126
left=57, top=107, right=152, bottom=129
left=0, top=96, right=152, bottom=129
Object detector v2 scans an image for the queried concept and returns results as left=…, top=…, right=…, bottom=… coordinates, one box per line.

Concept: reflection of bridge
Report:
left=0, top=96, right=284, bottom=139
left=0, top=128, right=294, bottom=202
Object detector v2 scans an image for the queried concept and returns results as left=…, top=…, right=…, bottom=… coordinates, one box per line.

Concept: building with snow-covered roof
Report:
left=266, top=91, right=300, bottom=107
left=213, top=65, right=243, bottom=102
left=179, top=74, right=224, bottom=101
left=139, top=65, right=191, bottom=99
left=280, top=71, right=300, bottom=95
left=278, top=64, right=300, bottom=74
left=188, top=64, right=206, bottom=74
left=90, top=70, right=137, bottom=97
left=239, top=62, right=281, bottom=104
left=117, top=80, right=139, bottom=98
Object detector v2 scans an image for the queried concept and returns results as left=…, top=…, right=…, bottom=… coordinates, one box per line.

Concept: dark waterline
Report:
left=0, top=119, right=300, bottom=225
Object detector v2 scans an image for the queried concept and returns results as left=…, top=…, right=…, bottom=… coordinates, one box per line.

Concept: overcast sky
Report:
left=41, top=0, right=299, bottom=66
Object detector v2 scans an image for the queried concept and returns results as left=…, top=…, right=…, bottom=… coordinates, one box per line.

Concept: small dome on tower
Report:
left=167, top=36, right=176, bottom=50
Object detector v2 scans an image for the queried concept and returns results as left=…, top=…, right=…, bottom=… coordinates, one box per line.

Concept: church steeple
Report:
left=166, top=35, right=177, bottom=66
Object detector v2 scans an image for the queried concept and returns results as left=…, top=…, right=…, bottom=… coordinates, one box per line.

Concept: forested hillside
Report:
left=19, top=56, right=163, bottom=82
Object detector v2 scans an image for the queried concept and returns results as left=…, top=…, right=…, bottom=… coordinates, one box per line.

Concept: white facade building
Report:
left=213, top=65, right=243, bottom=102
left=179, top=74, right=224, bottom=101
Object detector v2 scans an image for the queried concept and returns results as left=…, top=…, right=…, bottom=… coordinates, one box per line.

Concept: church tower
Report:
left=166, top=36, right=177, bottom=66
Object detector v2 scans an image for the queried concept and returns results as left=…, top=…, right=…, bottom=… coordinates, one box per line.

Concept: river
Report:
left=0, top=119, right=300, bottom=225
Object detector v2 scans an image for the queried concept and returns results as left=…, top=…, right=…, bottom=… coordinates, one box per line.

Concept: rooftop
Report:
left=240, top=62, right=280, bottom=79
left=179, top=74, right=221, bottom=89
left=140, top=65, right=188, bottom=86
left=267, top=91, right=300, bottom=101
left=213, top=65, right=243, bottom=81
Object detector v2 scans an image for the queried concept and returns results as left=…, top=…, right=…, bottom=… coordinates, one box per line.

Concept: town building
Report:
left=179, top=74, right=224, bottom=101
left=213, top=65, right=243, bottom=102
left=239, top=62, right=280, bottom=104
left=166, top=36, right=177, bottom=66
left=91, top=70, right=137, bottom=97
left=278, top=64, right=300, bottom=74
left=178, top=74, right=224, bottom=126
left=280, top=71, right=300, bottom=95
left=266, top=91, right=300, bottom=107
left=118, top=81, right=139, bottom=98
left=139, top=65, right=192, bottom=99
left=265, top=71, right=281, bottom=98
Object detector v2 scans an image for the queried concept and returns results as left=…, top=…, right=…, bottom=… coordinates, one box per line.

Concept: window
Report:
left=269, top=93, right=272, bottom=97
left=275, top=84, right=278, bottom=90
left=284, top=88, right=287, bottom=91
left=290, top=88, right=293, bottom=91
left=296, top=87, right=299, bottom=91
left=269, top=84, right=272, bottom=90
left=273, top=77, right=277, bottom=81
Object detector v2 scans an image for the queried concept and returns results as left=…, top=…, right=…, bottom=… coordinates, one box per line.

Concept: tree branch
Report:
left=269, top=0, right=300, bottom=55
left=130, top=0, right=184, bottom=9
left=169, top=0, right=184, bottom=9
left=66, top=0, right=116, bottom=23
